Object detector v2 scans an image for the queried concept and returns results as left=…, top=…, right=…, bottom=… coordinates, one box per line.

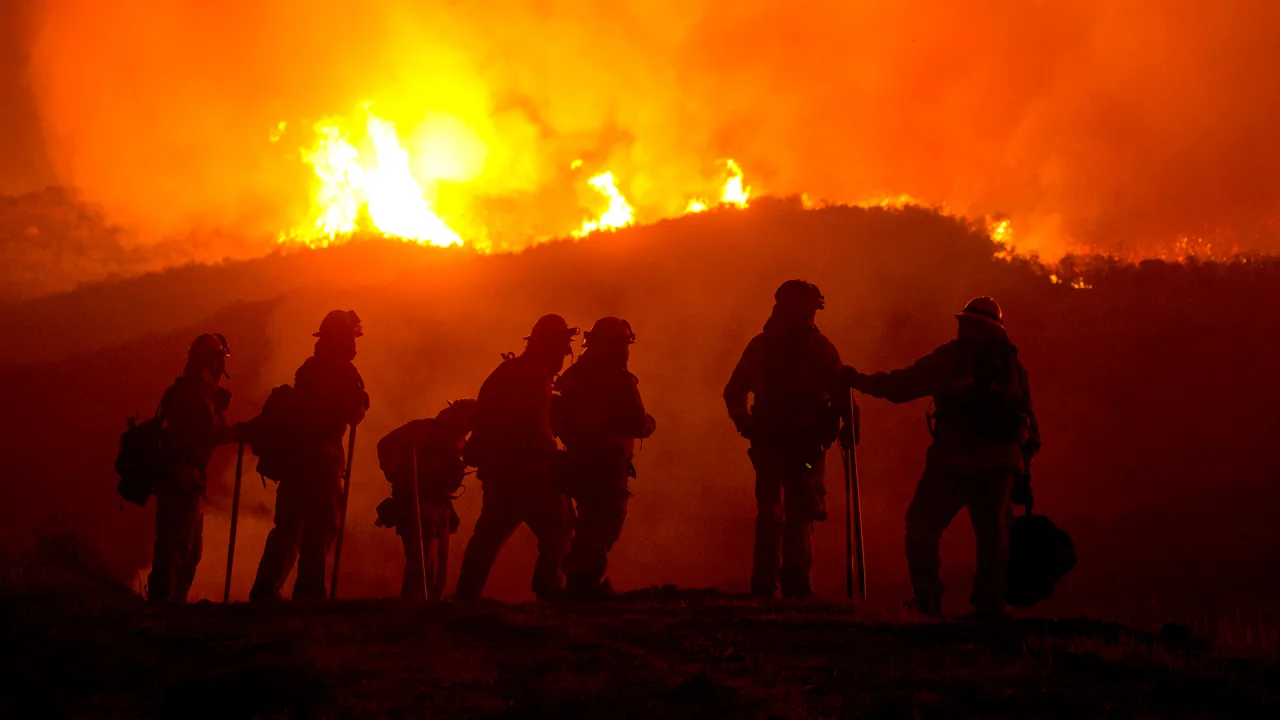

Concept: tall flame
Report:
left=292, top=110, right=462, bottom=248
left=720, top=159, right=750, bottom=207
left=685, top=159, right=752, bottom=214
left=575, top=172, right=634, bottom=236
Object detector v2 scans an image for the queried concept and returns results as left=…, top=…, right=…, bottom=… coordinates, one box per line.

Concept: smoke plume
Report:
left=7, top=0, right=1278, bottom=257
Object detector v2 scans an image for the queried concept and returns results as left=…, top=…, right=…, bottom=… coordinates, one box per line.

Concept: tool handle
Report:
left=330, top=425, right=358, bottom=599
left=223, top=442, right=244, bottom=603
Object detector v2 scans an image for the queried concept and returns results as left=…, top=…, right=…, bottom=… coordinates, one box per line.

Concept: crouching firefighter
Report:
left=249, top=310, right=369, bottom=602
left=147, top=333, right=241, bottom=604
left=724, top=281, right=851, bottom=599
left=375, top=400, right=479, bottom=600
left=454, top=315, right=578, bottom=601
left=554, top=317, right=656, bottom=599
left=843, top=297, right=1040, bottom=617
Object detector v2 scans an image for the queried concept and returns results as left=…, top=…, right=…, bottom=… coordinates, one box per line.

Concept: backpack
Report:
left=248, top=384, right=300, bottom=483
left=115, top=387, right=175, bottom=506
left=1007, top=510, right=1077, bottom=607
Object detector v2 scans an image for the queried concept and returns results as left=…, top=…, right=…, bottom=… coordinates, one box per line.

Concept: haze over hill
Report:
left=2, top=203, right=1278, bottom=620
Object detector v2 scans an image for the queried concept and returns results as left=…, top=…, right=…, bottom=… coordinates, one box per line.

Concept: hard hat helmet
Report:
left=775, top=280, right=825, bottom=311
left=436, top=398, right=479, bottom=435
left=188, top=333, right=230, bottom=360
left=313, top=309, right=364, bottom=338
left=956, top=297, right=1003, bottom=327
left=584, top=317, right=636, bottom=347
left=525, top=314, right=580, bottom=345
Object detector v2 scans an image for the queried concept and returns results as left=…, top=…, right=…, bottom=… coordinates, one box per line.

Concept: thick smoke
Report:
left=12, top=0, right=1280, bottom=256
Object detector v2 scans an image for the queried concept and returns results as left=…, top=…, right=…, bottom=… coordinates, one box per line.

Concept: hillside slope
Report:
left=3, top=201, right=1278, bottom=619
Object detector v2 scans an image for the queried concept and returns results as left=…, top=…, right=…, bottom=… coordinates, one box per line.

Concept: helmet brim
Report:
left=956, top=311, right=1004, bottom=327
left=313, top=330, right=364, bottom=338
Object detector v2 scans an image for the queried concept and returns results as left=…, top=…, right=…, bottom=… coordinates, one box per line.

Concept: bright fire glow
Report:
left=721, top=159, right=750, bottom=207
left=575, top=172, right=634, bottom=236
left=291, top=110, right=462, bottom=248
left=684, top=159, right=752, bottom=214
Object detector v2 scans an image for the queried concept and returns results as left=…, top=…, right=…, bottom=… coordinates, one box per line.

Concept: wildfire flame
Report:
left=290, top=110, right=462, bottom=248
left=684, top=159, right=751, bottom=214
left=575, top=172, right=634, bottom=236
left=721, top=159, right=750, bottom=207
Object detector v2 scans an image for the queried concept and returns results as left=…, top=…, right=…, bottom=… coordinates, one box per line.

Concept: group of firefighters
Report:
left=142, top=280, right=1038, bottom=617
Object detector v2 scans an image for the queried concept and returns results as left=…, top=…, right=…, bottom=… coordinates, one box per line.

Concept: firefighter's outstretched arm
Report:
left=842, top=345, right=948, bottom=404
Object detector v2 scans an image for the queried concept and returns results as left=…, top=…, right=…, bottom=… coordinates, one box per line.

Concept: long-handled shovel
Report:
left=223, top=441, right=244, bottom=603
left=840, top=389, right=867, bottom=603
left=330, top=425, right=358, bottom=599
left=410, top=445, right=429, bottom=601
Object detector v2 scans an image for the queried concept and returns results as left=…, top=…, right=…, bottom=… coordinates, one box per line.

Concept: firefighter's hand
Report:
left=730, top=412, right=752, bottom=439
left=640, top=413, right=657, bottom=439
left=838, top=365, right=860, bottom=388
left=838, top=421, right=855, bottom=448
left=1011, top=474, right=1034, bottom=509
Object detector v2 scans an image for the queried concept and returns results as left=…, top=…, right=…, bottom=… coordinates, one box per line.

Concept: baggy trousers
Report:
left=750, top=445, right=826, bottom=599
left=563, top=478, right=630, bottom=590
left=148, top=468, right=204, bottom=604
left=455, top=479, right=572, bottom=600
left=398, top=501, right=454, bottom=601
left=906, top=456, right=1015, bottom=613
left=250, top=471, right=341, bottom=601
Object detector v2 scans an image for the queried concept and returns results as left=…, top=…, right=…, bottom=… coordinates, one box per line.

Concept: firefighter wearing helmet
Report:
left=250, top=310, right=369, bottom=602
left=454, top=314, right=579, bottom=600
left=553, top=317, right=657, bottom=599
left=842, top=297, right=1040, bottom=617
left=724, top=281, right=851, bottom=599
left=148, top=333, right=242, bottom=604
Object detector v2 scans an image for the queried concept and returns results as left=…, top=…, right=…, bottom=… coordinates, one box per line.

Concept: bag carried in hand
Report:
left=1007, top=511, right=1077, bottom=608
left=248, top=384, right=299, bottom=483
left=115, top=413, right=167, bottom=506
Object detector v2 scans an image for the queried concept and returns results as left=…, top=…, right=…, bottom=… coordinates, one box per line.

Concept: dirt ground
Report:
left=5, top=583, right=1277, bottom=719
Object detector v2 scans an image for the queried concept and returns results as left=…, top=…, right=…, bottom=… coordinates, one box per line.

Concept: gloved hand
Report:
left=640, top=413, right=657, bottom=439
left=838, top=421, right=855, bottom=448
left=838, top=365, right=860, bottom=388
left=730, top=412, right=753, bottom=440
left=1011, top=474, right=1034, bottom=509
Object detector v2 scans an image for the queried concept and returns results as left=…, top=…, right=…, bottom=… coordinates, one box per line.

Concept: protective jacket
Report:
left=161, top=375, right=230, bottom=491
left=553, top=352, right=655, bottom=459
left=465, top=353, right=558, bottom=475
left=851, top=336, right=1039, bottom=466
left=724, top=318, right=848, bottom=447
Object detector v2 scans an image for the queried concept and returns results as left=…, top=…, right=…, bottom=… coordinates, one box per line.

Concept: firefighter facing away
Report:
left=554, top=317, right=657, bottom=599
left=843, top=297, right=1040, bottom=616
left=148, top=333, right=240, bottom=604
left=725, top=281, right=851, bottom=599
left=454, top=314, right=578, bottom=601
left=375, top=400, right=479, bottom=601
left=249, top=310, right=369, bottom=602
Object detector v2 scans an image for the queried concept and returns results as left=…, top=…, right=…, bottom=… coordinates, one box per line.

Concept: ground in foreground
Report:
left=5, top=588, right=1277, bottom=718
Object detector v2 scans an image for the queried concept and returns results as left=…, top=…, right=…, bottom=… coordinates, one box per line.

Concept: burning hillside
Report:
left=0, top=0, right=1276, bottom=264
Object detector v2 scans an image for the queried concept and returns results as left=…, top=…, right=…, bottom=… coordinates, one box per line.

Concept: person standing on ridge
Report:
left=148, top=333, right=240, bottom=604
left=725, top=281, right=851, bottom=600
left=250, top=310, right=369, bottom=602
left=843, top=297, right=1039, bottom=617
left=454, top=315, right=578, bottom=601
left=554, top=317, right=656, bottom=600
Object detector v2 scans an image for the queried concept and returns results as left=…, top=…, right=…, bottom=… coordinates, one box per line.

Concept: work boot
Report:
left=905, top=594, right=943, bottom=619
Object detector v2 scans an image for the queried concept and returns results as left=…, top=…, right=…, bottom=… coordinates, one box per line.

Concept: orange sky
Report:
left=7, top=0, right=1280, bottom=257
